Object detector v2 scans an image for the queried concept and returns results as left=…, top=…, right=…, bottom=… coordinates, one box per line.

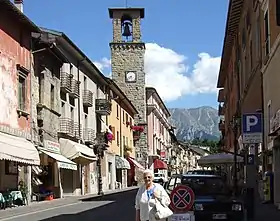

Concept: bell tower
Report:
left=108, top=8, right=147, bottom=167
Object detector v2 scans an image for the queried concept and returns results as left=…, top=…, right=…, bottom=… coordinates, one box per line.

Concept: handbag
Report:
left=154, top=198, right=173, bottom=220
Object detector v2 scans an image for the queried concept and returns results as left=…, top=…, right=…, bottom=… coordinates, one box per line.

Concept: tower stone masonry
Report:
left=108, top=8, right=148, bottom=167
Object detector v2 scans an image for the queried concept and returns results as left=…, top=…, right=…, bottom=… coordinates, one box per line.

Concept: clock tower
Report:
left=108, top=8, right=147, bottom=167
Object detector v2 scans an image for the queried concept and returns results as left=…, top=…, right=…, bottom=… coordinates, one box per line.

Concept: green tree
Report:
left=191, top=138, right=219, bottom=154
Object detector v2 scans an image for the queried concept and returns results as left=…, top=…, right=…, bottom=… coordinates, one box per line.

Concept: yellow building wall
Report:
left=108, top=100, right=135, bottom=158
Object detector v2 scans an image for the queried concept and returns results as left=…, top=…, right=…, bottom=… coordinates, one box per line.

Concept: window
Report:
left=84, top=76, right=87, bottom=90
left=123, top=110, right=125, bottom=123
left=264, top=10, right=270, bottom=56
left=268, top=101, right=272, bottom=132
left=126, top=113, right=128, bottom=125
left=18, top=74, right=26, bottom=110
left=61, top=102, right=66, bottom=116
left=181, top=176, right=229, bottom=196
left=167, top=177, right=181, bottom=193
left=249, top=40, right=253, bottom=72
left=123, top=135, right=125, bottom=147
left=255, top=15, right=261, bottom=61
left=116, top=105, right=119, bottom=118
left=84, top=114, right=88, bottom=128
left=50, top=84, right=54, bottom=110
left=70, top=106, right=74, bottom=119
left=117, top=131, right=120, bottom=146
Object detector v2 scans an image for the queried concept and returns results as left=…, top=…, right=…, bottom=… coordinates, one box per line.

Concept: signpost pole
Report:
left=242, top=113, right=262, bottom=219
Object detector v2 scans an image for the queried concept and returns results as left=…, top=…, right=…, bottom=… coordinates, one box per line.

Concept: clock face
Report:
left=126, top=71, right=136, bottom=82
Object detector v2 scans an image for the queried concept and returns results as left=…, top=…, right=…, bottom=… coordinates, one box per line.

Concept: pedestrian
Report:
left=135, top=169, right=171, bottom=221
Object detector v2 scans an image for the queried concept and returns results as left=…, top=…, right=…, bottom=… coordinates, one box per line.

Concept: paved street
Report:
left=0, top=189, right=137, bottom=221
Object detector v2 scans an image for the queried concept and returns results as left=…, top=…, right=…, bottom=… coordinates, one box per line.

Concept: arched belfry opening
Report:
left=121, top=14, right=133, bottom=42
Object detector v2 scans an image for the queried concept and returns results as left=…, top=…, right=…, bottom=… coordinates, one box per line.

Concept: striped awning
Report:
left=115, top=155, right=130, bottom=169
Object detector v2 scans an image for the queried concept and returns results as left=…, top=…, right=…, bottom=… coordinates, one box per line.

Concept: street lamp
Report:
left=230, top=115, right=240, bottom=196
left=95, top=144, right=106, bottom=196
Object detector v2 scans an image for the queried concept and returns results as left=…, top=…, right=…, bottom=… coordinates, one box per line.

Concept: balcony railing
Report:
left=83, top=90, right=93, bottom=107
left=218, top=104, right=225, bottom=116
left=73, top=122, right=81, bottom=139
left=60, top=72, right=71, bottom=93
left=83, top=128, right=95, bottom=144
left=58, top=118, right=74, bottom=137
left=70, top=78, right=79, bottom=98
left=95, top=99, right=112, bottom=115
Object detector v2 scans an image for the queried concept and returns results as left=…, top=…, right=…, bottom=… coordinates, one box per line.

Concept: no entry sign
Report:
left=170, top=185, right=195, bottom=212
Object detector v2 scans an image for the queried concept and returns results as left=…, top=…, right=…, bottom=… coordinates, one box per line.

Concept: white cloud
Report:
left=94, top=43, right=221, bottom=102
left=93, top=57, right=111, bottom=72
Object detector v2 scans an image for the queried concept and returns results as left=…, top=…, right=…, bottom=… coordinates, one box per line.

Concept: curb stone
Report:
left=0, top=186, right=138, bottom=218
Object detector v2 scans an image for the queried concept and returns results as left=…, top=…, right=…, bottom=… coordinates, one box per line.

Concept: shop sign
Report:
left=42, top=140, right=60, bottom=153
left=57, top=162, right=77, bottom=170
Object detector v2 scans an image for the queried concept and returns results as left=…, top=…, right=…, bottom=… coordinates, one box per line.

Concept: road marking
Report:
left=0, top=201, right=81, bottom=220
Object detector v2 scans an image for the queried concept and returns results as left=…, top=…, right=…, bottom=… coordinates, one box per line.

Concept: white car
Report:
left=153, top=173, right=167, bottom=183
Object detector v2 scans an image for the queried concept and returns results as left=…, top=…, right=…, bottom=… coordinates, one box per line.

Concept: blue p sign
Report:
left=242, top=113, right=262, bottom=134
left=246, top=115, right=258, bottom=131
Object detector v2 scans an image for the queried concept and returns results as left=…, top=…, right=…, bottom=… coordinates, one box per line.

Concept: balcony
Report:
left=95, top=132, right=109, bottom=147
left=58, top=118, right=74, bottom=137
left=83, top=90, right=93, bottom=107
left=219, top=120, right=225, bottom=131
left=95, top=99, right=112, bottom=115
left=73, top=122, right=81, bottom=139
left=83, top=128, right=96, bottom=144
left=60, top=72, right=71, bottom=93
left=69, top=78, right=79, bottom=98
left=218, top=104, right=225, bottom=116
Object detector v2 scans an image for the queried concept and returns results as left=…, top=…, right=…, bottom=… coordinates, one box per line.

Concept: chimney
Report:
left=14, top=0, right=23, bottom=12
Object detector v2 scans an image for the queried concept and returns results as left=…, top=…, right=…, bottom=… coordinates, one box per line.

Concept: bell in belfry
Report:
left=122, top=22, right=132, bottom=37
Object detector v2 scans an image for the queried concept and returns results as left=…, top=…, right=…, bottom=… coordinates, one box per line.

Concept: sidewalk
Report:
left=255, top=201, right=280, bottom=221
left=0, top=186, right=138, bottom=218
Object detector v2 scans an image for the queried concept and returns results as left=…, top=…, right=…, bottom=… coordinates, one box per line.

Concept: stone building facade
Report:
left=0, top=0, right=41, bottom=202
left=109, top=8, right=148, bottom=167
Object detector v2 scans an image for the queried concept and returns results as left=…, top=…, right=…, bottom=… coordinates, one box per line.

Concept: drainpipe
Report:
left=77, top=58, right=86, bottom=195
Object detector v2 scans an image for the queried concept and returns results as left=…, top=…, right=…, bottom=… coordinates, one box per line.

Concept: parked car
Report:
left=186, top=170, right=216, bottom=175
left=153, top=173, right=167, bottom=185
left=165, top=174, right=244, bottom=221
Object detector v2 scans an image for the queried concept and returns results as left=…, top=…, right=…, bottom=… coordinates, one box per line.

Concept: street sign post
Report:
left=170, top=185, right=195, bottom=213
left=242, top=113, right=263, bottom=144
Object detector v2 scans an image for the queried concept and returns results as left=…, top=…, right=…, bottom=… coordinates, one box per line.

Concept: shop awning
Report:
left=39, top=149, right=77, bottom=170
left=197, top=153, right=244, bottom=166
left=115, top=155, right=131, bottom=169
left=153, top=159, right=168, bottom=169
left=127, top=157, right=145, bottom=170
left=0, top=132, right=40, bottom=165
left=59, top=138, right=97, bottom=164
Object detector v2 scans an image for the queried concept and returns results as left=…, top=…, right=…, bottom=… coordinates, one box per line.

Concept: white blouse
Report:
left=135, top=183, right=171, bottom=221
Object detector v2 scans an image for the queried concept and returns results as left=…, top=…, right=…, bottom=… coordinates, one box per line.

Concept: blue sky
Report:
left=24, top=0, right=228, bottom=109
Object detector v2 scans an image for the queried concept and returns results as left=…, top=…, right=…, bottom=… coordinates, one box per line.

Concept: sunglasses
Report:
left=144, top=176, right=151, bottom=179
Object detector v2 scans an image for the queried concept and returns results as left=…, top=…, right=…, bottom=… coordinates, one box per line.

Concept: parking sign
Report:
left=242, top=113, right=263, bottom=144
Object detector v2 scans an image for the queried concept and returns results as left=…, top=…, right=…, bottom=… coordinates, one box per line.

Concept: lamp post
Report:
left=96, top=145, right=104, bottom=196
left=230, top=115, right=240, bottom=196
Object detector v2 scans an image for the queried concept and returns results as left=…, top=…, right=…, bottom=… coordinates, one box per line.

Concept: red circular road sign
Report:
left=170, top=185, right=195, bottom=212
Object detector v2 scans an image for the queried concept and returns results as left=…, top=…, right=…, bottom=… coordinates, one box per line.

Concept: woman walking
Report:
left=135, top=169, right=171, bottom=221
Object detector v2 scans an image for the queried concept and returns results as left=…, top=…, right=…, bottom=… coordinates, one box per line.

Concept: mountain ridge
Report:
left=168, top=106, right=220, bottom=141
